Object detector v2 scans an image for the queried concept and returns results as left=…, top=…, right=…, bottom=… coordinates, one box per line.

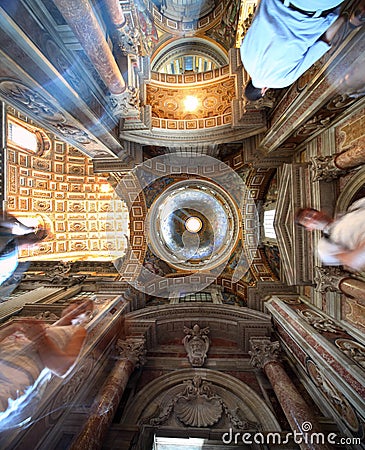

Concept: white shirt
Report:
left=318, top=199, right=365, bottom=270
left=240, top=0, right=340, bottom=88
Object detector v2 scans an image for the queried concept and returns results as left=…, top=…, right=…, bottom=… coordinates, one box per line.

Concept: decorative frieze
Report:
left=335, top=339, right=365, bottom=369
left=307, top=359, right=360, bottom=433
left=297, top=309, right=344, bottom=334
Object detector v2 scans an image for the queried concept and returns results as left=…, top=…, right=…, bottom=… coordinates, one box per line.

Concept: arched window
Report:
left=7, top=118, right=50, bottom=154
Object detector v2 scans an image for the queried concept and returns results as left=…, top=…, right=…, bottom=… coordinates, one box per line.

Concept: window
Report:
left=263, top=209, right=276, bottom=239
left=7, top=118, right=50, bottom=155
left=8, top=120, right=38, bottom=153
left=180, top=292, right=212, bottom=302
left=153, top=437, right=205, bottom=450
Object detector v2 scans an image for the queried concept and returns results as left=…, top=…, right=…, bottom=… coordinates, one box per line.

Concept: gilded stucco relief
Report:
left=6, top=112, right=129, bottom=262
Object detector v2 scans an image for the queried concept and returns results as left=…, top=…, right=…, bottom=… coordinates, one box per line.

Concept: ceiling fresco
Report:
left=108, top=154, right=278, bottom=299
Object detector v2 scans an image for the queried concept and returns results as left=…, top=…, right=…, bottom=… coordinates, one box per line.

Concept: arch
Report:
left=152, top=37, right=228, bottom=73
left=336, top=166, right=365, bottom=214
left=121, top=368, right=280, bottom=432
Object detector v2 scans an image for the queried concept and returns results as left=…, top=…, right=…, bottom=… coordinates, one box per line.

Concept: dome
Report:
left=146, top=179, right=240, bottom=271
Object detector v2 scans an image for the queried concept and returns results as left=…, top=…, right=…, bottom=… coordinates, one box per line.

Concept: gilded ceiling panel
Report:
left=146, top=76, right=235, bottom=121
left=6, top=111, right=129, bottom=262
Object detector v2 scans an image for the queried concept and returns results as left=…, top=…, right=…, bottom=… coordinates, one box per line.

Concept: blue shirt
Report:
left=0, top=239, right=18, bottom=287
left=240, top=0, right=341, bottom=88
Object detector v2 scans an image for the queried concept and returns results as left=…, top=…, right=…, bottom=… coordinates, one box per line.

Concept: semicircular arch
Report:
left=121, top=368, right=281, bottom=432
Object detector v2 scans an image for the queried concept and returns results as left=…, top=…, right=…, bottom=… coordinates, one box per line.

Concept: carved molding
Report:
left=297, top=309, right=344, bottom=334
left=307, top=359, right=360, bottom=432
left=34, top=310, right=60, bottom=321
left=148, top=375, right=258, bottom=430
left=0, top=79, right=118, bottom=158
left=335, top=338, right=365, bottom=370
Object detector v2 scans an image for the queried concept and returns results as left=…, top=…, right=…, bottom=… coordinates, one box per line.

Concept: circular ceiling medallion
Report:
left=146, top=179, right=240, bottom=271
left=185, top=216, right=202, bottom=233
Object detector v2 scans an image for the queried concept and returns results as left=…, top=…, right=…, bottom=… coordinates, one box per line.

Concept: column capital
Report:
left=109, top=86, right=140, bottom=118
left=310, top=155, right=345, bottom=182
left=314, top=266, right=351, bottom=293
left=116, top=336, right=146, bottom=367
left=113, top=23, right=139, bottom=55
left=249, top=337, right=281, bottom=369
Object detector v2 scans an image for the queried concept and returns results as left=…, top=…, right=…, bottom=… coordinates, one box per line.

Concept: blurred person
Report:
left=241, top=0, right=365, bottom=101
left=0, top=300, right=93, bottom=431
left=295, top=198, right=365, bottom=271
left=0, top=213, right=49, bottom=297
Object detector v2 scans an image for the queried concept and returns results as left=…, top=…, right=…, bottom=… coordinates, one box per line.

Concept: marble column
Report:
left=339, top=278, right=365, bottom=303
left=71, top=337, right=146, bottom=450
left=314, top=266, right=365, bottom=304
left=250, top=338, right=332, bottom=450
left=335, top=137, right=365, bottom=170
left=103, top=0, right=126, bottom=28
left=0, top=101, right=6, bottom=207
left=310, top=139, right=365, bottom=182
left=53, top=0, right=125, bottom=94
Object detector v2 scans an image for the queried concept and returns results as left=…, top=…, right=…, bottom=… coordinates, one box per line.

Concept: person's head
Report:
left=294, top=208, right=332, bottom=231
left=244, top=80, right=268, bottom=101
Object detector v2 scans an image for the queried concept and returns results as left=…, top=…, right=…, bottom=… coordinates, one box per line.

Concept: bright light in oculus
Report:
left=100, top=183, right=111, bottom=193
left=185, top=216, right=202, bottom=233
left=184, top=95, right=199, bottom=111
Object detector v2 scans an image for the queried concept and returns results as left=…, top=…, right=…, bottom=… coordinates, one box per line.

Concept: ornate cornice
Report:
left=260, top=22, right=365, bottom=157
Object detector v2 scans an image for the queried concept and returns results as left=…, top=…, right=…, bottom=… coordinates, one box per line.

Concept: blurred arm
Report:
left=20, top=319, right=87, bottom=377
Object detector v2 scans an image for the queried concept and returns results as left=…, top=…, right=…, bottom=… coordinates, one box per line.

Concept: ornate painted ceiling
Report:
left=1, top=0, right=363, bottom=299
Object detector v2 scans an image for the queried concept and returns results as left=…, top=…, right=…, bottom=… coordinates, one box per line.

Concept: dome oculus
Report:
left=185, top=216, right=203, bottom=233
left=146, top=179, right=240, bottom=271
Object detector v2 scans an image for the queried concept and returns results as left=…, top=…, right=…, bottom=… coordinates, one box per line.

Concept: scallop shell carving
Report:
left=175, top=396, right=222, bottom=427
